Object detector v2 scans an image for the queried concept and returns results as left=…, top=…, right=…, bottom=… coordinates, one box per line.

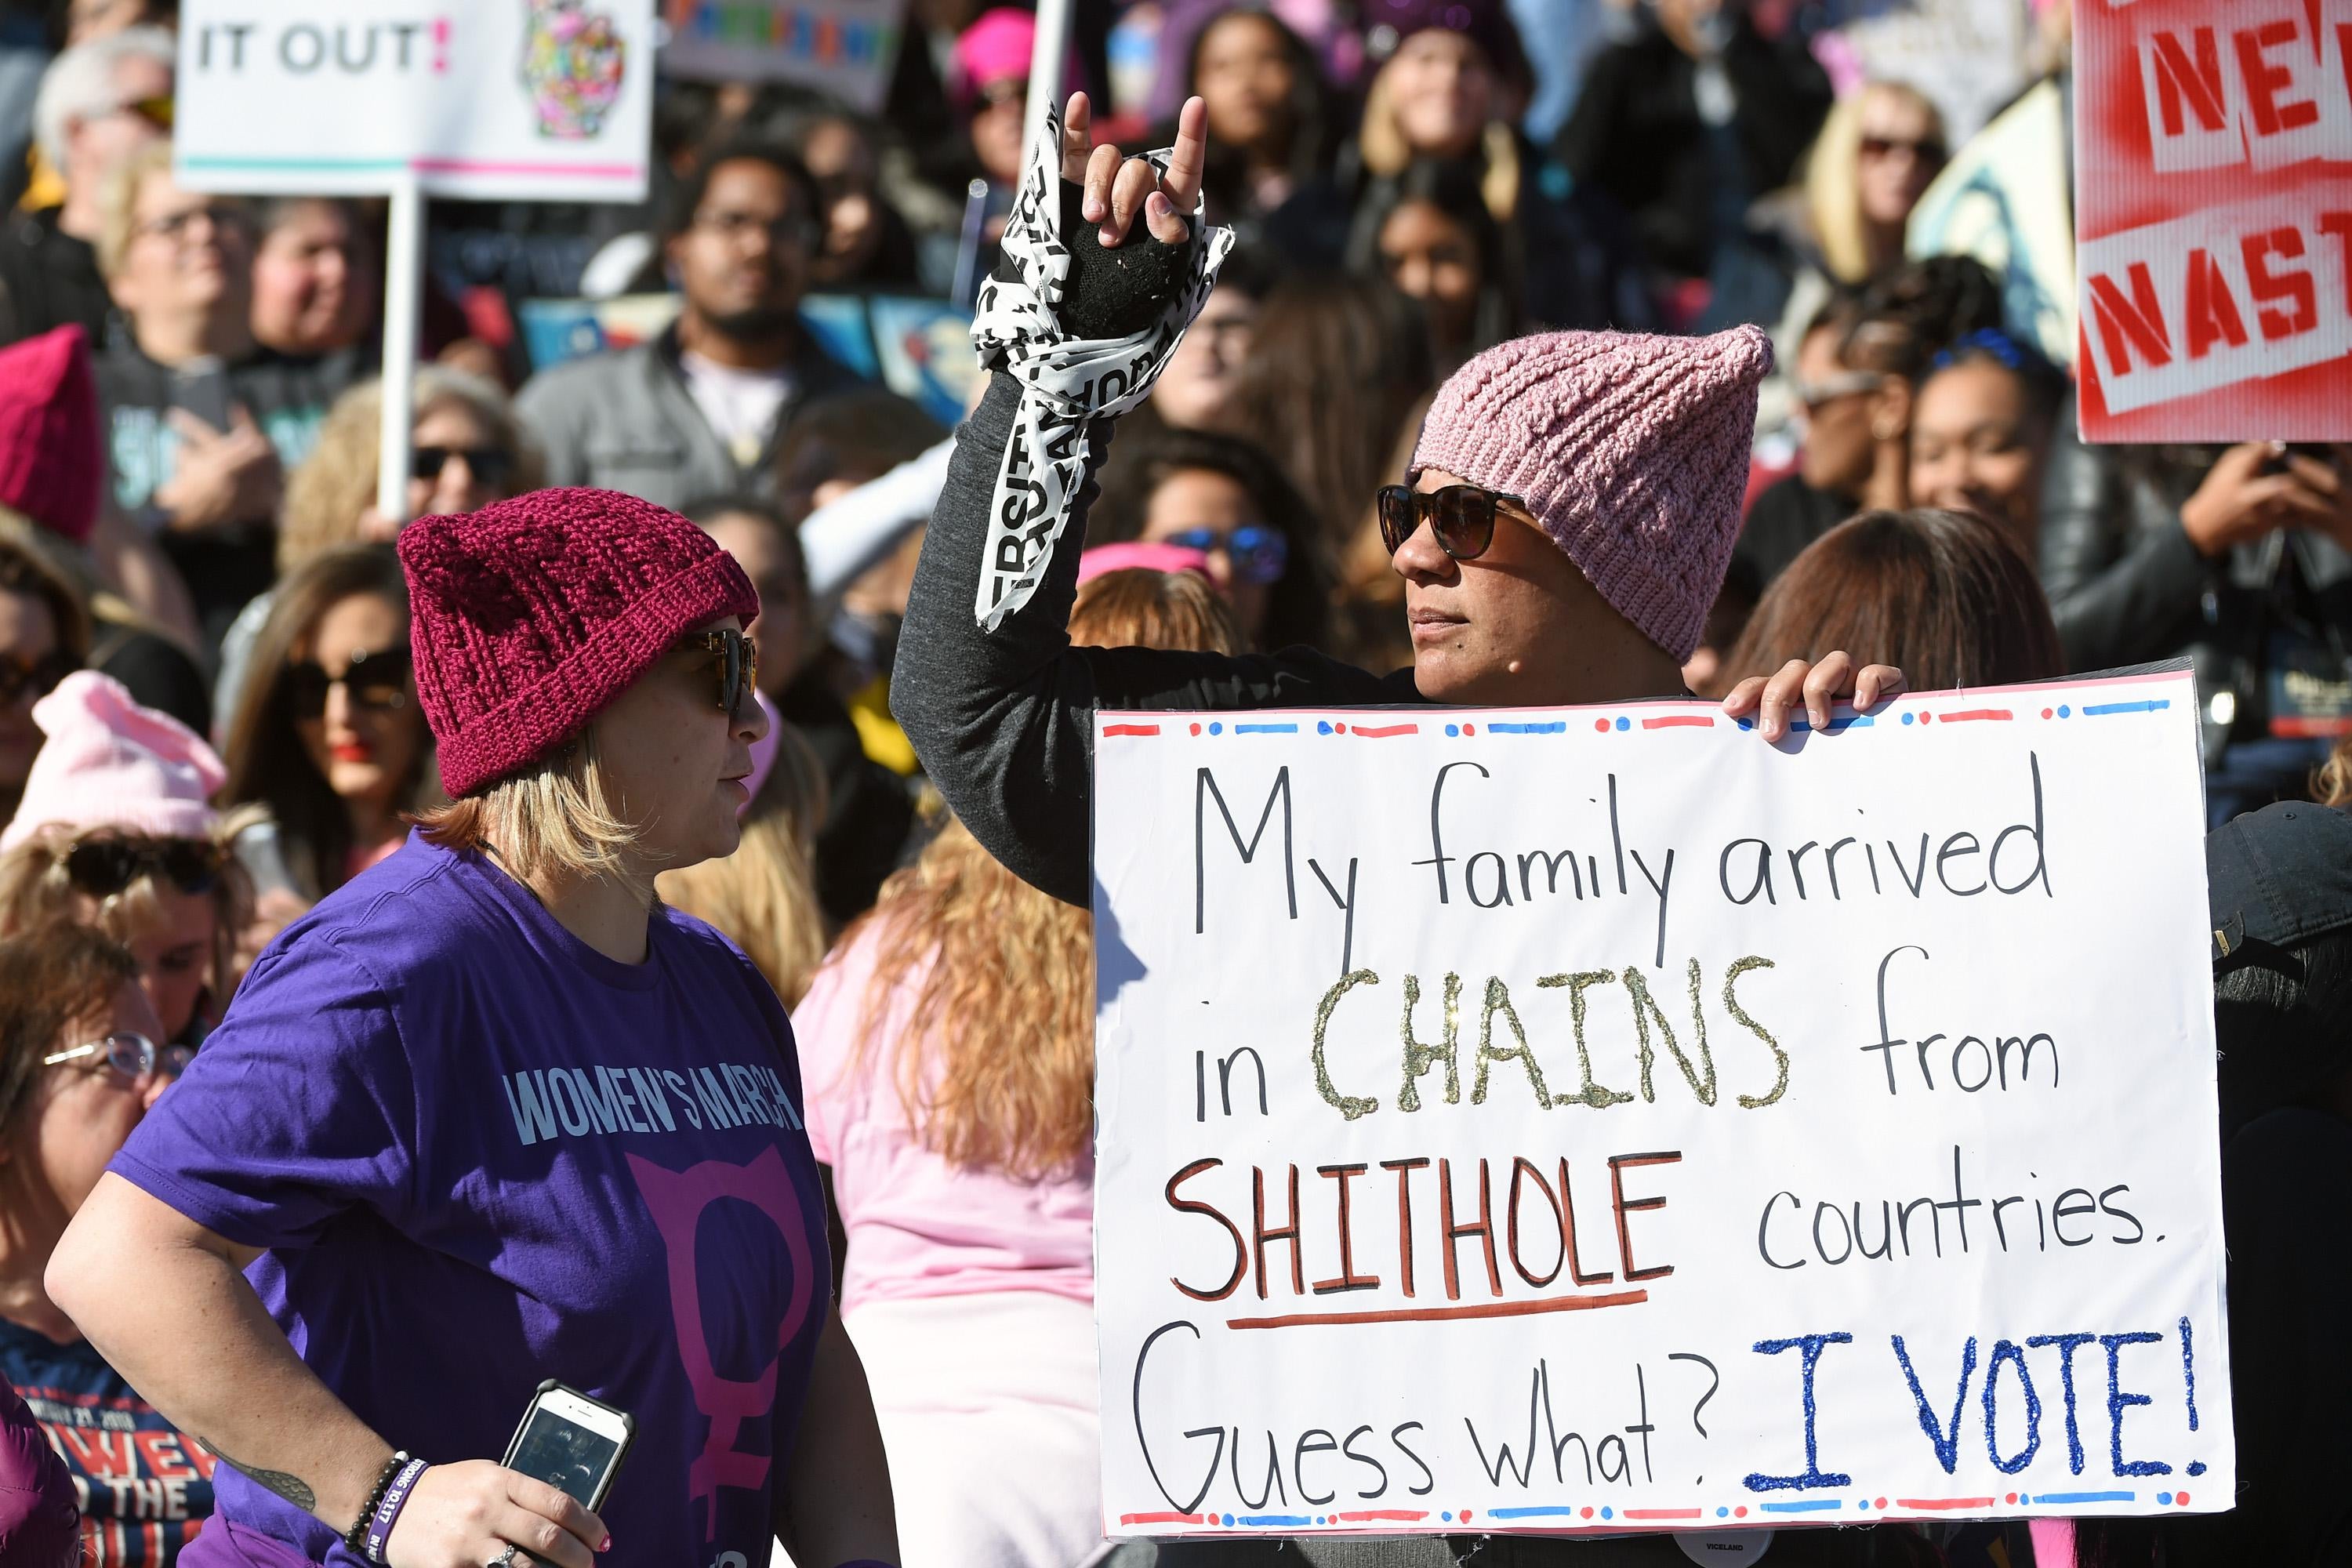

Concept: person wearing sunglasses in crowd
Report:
left=516, top=140, right=863, bottom=511
left=212, top=367, right=539, bottom=730
left=0, top=923, right=208, bottom=1564
left=1089, top=424, right=1328, bottom=653
left=0, top=670, right=245, bottom=1051
left=895, top=95, right=1904, bottom=931
left=219, top=546, right=434, bottom=920
left=53, top=487, right=895, bottom=1568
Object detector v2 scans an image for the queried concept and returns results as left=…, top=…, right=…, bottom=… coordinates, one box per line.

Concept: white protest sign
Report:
left=1091, top=670, right=2230, bottom=1539
left=174, top=0, right=655, bottom=201
left=658, top=0, right=906, bottom=115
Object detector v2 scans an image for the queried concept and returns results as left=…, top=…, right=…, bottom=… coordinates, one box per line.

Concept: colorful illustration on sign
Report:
left=522, top=0, right=627, bottom=140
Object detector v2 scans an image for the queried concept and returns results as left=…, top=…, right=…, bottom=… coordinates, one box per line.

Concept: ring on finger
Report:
left=489, top=1546, right=521, bottom=1568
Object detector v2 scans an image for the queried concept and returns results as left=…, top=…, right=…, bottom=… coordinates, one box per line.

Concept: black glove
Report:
left=989, top=178, right=1201, bottom=344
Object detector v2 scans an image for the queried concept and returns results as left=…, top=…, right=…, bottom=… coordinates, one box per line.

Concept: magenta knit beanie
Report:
left=0, top=325, right=101, bottom=544
left=397, top=488, right=758, bottom=797
left=1409, top=325, right=1773, bottom=662
left=0, top=673, right=224, bottom=853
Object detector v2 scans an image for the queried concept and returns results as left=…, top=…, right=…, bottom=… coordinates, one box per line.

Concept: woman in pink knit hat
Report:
left=895, top=93, right=1907, bottom=916
left=51, top=489, right=896, bottom=1567
left=0, top=670, right=249, bottom=1044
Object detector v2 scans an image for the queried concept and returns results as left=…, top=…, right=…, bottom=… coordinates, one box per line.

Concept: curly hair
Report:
left=844, top=569, right=1234, bottom=1178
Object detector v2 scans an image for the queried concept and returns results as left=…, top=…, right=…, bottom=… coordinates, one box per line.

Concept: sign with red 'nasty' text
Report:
left=2075, top=0, right=2352, bottom=440
left=1090, top=670, right=2228, bottom=1540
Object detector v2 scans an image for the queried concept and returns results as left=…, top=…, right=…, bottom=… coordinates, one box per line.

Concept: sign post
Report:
left=376, top=174, right=424, bottom=528
left=1090, top=670, right=2229, bottom=1539
left=2074, top=0, right=2352, bottom=441
left=174, top=0, right=656, bottom=521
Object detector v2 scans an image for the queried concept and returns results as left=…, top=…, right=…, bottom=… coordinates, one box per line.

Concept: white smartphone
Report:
left=501, top=1381, right=633, bottom=1512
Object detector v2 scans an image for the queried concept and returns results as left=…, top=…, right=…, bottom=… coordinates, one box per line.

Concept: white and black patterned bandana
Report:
left=967, top=100, right=1235, bottom=632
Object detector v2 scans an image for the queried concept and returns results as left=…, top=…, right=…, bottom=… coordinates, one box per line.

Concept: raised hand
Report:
left=1059, top=91, right=1207, bottom=249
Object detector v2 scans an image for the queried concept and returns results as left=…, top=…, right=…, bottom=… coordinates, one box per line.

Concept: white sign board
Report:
left=658, top=0, right=906, bottom=116
left=175, top=0, right=655, bottom=202
left=1091, top=670, right=2230, bottom=1539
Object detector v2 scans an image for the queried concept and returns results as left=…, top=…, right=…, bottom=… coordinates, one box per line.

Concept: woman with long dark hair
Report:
left=1347, top=156, right=1520, bottom=368
left=219, top=546, right=434, bottom=906
left=1160, top=4, right=1346, bottom=260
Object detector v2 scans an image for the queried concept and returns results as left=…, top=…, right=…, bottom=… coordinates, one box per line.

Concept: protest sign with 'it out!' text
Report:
left=1091, top=670, right=2229, bottom=1538
left=2075, top=0, right=2352, bottom=440
left=174, top=0, right=655, bottom=202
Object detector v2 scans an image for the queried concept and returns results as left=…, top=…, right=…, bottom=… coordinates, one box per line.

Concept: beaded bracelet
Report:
left=342, top=1450, right=411, bottom=1562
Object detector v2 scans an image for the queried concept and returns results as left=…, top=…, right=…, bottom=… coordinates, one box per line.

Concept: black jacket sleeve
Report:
left=2038, top=426, right=2212, bottom=673
left=893, top=376, right=1411, bottom=908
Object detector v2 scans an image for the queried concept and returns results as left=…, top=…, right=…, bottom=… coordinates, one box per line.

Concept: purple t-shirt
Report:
left=111, top=834, right=831, bottom=1566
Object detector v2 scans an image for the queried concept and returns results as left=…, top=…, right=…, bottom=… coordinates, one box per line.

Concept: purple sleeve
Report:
left=111, top=932, right=418, bottom=1250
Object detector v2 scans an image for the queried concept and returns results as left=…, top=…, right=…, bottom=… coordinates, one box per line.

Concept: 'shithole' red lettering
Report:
left=1164, top=1150, right=1682, bottom=1320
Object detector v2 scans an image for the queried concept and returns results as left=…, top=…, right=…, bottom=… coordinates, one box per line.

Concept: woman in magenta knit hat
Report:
left=48, top=488, right=898, bottom=1566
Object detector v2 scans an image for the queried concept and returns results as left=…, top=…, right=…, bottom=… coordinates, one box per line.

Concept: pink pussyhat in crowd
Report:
left=1076, top=540, right=1214, bottom=586
left=1409, top=325, right=1774, bottom=664
left=0, top=672, right=227, bottom=853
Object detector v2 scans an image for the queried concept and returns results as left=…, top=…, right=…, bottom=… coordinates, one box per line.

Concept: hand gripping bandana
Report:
left=967, top=100, right=1236, bottom=631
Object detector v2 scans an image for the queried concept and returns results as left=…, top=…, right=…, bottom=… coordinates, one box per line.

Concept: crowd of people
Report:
left=0, top=0, right=2339, bottom=1564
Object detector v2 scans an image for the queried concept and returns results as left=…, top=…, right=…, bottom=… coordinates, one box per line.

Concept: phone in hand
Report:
left=502, top=1381, right=633, bottom=1512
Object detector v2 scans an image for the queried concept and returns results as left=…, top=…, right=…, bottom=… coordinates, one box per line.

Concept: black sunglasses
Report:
left=1860, top=133, right=1947, bottom=163
left=677, top=629, right=758, bottom=720
left=411, top=445, right=514, bottom=487
left=286, top=645, right=412, bottom=720
left=0, top=649, right=78, bottom=707
left=64, top=837, right=223, bottom=898
left=1376, top=484, right=1526, bottom=562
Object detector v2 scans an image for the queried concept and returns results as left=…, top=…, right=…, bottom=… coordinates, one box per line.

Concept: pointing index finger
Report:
left=1161, top=96, right=1207, bottom=216
left=1060, top=93, right=1092, bottom=185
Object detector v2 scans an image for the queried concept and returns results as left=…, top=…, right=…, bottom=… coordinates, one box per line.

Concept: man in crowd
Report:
left=517, top=141, right=863, bottom=510
left=0, top=24, right=171, bottom=345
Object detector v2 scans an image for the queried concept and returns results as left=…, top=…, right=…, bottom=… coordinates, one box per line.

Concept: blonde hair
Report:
left=416, top=727, right=646, bottom=893
left=2315, top=736, right=2352, bottom=809
left=1804, top=82, right=1943, bottom=285
left=280, top=371, right=542, bottom=572
left=656, top=722, right=829, bottom=1006
left=0, top=818, right=256, bottom=1021
left=1356, top=64, right=1519, bottom=223
left=96, top=143, right=248, bottom=280
left=843, top=569, right=1231, bottom=1178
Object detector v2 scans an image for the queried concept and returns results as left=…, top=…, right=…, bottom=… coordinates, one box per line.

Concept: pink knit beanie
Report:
left=1409, top=325, right=1773, bottom=662
left=397, top=488, right=758, bottom=797
left=0, top=673, right=225, bottom=853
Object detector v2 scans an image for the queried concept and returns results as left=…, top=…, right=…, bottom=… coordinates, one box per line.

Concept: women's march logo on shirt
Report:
left=501, top=1059, right=802, bottom=1145
left=626, top=1148, right=818, bottom=1542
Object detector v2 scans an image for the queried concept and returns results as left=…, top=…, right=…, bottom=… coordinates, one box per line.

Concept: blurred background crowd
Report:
left=0, top=0, right=2342, bottom=1563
